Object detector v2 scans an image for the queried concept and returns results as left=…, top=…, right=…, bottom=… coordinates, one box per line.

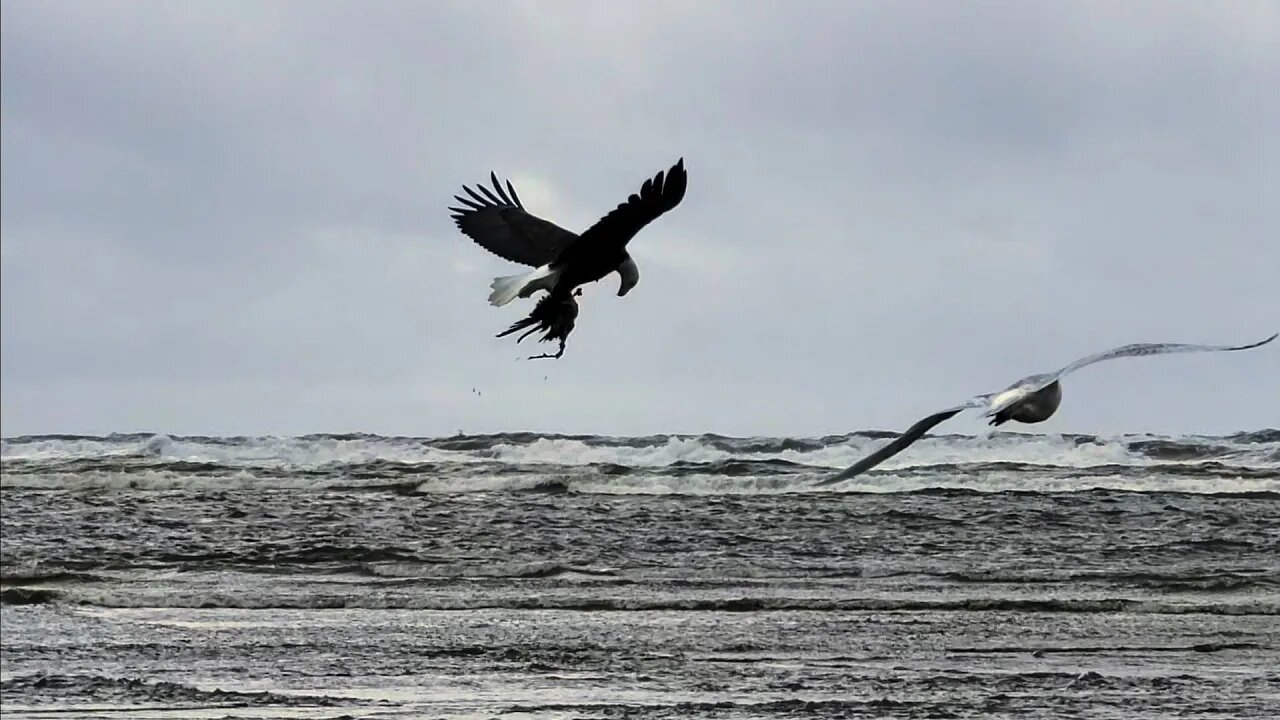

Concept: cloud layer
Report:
left=3, top=1, right=1277, bottom=437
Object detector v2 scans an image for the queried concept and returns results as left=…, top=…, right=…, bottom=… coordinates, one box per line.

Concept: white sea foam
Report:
left=2, top=431, right=1275, bottom=494
left=471, top=432, right=1275, bottom=474
left=1, top=434, right=469, bottom=467
left=490, top=436, right=733, bottom=467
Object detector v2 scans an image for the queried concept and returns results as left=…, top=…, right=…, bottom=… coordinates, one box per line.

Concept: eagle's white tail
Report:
left=488, top=264, right=560, bottom=307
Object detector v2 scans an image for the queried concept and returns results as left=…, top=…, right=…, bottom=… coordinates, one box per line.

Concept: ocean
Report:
left=1, top=430, right=1277, bottom=718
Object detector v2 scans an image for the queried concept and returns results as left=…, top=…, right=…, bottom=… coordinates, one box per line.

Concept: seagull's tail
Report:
left=488, top=265, right=560, bottom=307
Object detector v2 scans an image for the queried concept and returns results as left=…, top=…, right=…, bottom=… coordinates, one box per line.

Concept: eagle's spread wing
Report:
left=450, top=172, right=579, bottom=267
left=575, top=159, right=688, bottom=248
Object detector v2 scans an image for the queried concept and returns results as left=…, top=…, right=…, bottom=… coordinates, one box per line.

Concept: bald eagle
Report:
left=450, top=159, right=687, bottom=358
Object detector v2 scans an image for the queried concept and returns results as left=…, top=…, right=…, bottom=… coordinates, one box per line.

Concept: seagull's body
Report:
left=987, top=379, right=1062, bottom=426
left=818, top=333, right=1277, bottom=485
left=449, top=159, right=687, bottom=358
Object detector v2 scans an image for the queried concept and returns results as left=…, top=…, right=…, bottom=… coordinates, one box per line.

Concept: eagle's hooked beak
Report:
left=616, top=255, right=640, bottom=297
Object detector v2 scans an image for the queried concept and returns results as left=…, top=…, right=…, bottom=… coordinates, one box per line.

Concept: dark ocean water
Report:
left=2, top=431, right=1278, bottom=718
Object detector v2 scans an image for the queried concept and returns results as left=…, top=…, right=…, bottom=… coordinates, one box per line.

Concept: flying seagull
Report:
left=816, top=333, right=1277, bottom=485
left=449, top=159, right=688, bottom=358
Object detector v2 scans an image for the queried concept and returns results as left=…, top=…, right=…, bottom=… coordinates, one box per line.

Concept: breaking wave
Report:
left=12, top=588, right=1276, bottom=614
left=2, top=430, right=1276, bottom=494
left=0, top=673, right=372, bottom=708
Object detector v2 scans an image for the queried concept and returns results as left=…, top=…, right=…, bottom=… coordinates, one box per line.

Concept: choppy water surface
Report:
left=2, top=431, right=1278, bottom=718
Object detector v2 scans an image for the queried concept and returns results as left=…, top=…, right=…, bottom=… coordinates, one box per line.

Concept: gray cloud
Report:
left=3, top=0, right=1277, bottom=438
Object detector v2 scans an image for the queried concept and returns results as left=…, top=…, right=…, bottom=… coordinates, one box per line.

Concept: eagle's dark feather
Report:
left=449, top=172, right=579, bottom=267
left=552, top=160, right=687, bottom=282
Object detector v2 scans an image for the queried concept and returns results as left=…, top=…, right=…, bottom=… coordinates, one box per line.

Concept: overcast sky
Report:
left=2, top=0, right=1277, bottom=439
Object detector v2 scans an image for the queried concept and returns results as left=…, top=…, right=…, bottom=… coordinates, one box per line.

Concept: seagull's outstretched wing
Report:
left=450, top=172, right=579, bottom=267
left=987, top=333, right=1280, bottom=417
left=815, top=398, right=990, bottom=486
left=573, top=159, right=687, bottom=249
left=1052, top=333, right=1277, bottom=379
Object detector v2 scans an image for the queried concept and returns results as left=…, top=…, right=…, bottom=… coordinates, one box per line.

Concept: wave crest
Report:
left=3, top=430, right=1276, bottom=495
